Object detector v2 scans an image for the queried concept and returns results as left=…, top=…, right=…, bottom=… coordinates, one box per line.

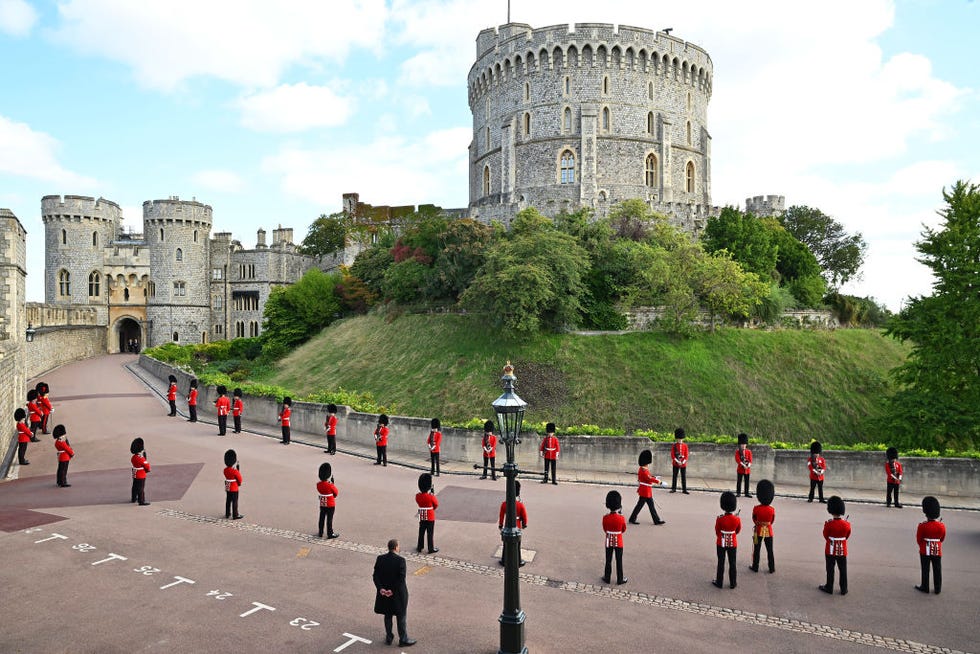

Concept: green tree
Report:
left=261, top=269, right=342, bottom=358
left=383, top=259, right=431, bottom=304
left=881, top=181, right=980, bottom=450
left=427, top=219, right=492, bottom=301
left=697, top=251, right=768, bottom=330
left=299, top=212, right=352, bottom=257
left=348, top=234, right=396, bottom=298
left=780, top=205, right=867, bottom=288
left=702, top=207, right=778, bottom=278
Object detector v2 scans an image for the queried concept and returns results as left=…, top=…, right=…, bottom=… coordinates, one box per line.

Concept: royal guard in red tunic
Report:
left=713, top=491, right=741, bottom=589
left=886, top=447, right=904, bottom=508
left=26, top=389, right=42, bottom=440
left=481, top=420, right=497, bottom=480
left=52, top=424, right=74, bottom=487
left=130, top=437, right=151, bottom=506
left=14, top=408, right=32, bottom=465
left=629, top=449, right=667, bottom=525
left=539, top=422, right=560, bottom=485
left=670, top=427, right=689, bottom=493
left=187, top=379, right=199, bottom=422
left=317, top=462, right=340, bottom=539
left=278, top=396, right=292, bottom=444
left=232, top=388, right=244, bottom=433
left=374, top=414, right=389, bottom=466
left=323, top=403, right=338, bottom=454
left=223, top=449, right=244, bottom=519
left=214, top=385, right=231, bottom=435
left=750, top=479, right=776, bottom=574
left=427, top=418, right=442, bottom=476
left=167, top=375, right=178, bottom=417
left=916, top=496, right=945, bottom=594
left=602, top=490, right=627, bottom=585
left=735, top=433, right=752, bottom=497
left=36, top=382, right=53, bottom=434
left=498, top=479, right=528, bottom=566
left=807, top=441, right=827, bottom=503
left=415, top=473, right=439, bottom=553
left=819, top=495, right=851, bottom=595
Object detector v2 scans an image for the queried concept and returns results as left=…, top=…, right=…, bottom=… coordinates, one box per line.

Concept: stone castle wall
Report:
left=0, top=208, right=28, bottom=468
left=745, top=194, right=786, bottom=217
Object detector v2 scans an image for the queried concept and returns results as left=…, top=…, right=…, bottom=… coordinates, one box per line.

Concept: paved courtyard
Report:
left=1, top=355, right=978, bottom=653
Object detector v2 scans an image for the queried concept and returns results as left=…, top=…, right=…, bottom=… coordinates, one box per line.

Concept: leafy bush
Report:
left=304, top=388, right=390, bottom=414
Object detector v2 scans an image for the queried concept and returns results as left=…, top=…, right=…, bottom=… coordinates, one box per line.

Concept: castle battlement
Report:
left=143, top=196, right=213, bottom=225
left=745, top=195, right=786, bottom=217
left=41, top=194, right=121, bottom=223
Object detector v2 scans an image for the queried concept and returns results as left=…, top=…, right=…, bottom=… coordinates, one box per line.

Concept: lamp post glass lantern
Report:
left=25, top=323, right=36, bottom=342
left=491, top=361, right=528, bottom=654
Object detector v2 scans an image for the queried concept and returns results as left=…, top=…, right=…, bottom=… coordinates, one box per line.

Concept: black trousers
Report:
left=919, top=554, right=942, bottom=592
left=281, top=425, right=290, bottom=444
left=808, top=479, right=824, bottom=501
left=417, top=520, right=435, bottom=552
left=188, top=405, right=197, bottom=422
left=376, top=445, right=387, bottom=465
left=430, top=452, right=440, bottom=475
left=671, top=466, right=687, bottom=491
left=543, top=458, right=557, bottom=483
left=383, top=614, right=408, bottom=643
left=132, top=478, right=146, bottom=504
left=217, top=415, right=227, bottom=435
left=736, top=473, right=751, bottom=496
left=482, top=456, right=496, bottom=479
left=326, top=435, right=336, bottom=453
left=604, top=546, right=624, bottom=583
left=17, top=441, right=28, bottom=464
left=318, top=506, right=335, bottom=537
left=225, top=491, right=239, bottom=518
left=233, top=415, right=241, bottom=433
left=628, top=496, right=661, bottom=523
left=886, top=483, right=901, bottom=506
left=168, top=400, right=177, bottom=416
left=752, top=536, right=774, bottom=572
left=57, top=460, right=69, bottom=486
left=30, top=421, right=40, bottom=437
left=716, top=545, right=737, bottom=587
left=824, top=554, right=847, bottom=592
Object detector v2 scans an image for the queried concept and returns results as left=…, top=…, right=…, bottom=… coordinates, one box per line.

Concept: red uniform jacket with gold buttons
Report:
left=752, top=504, right=775, bottom=538
left=602, top=512, right=627, bottom=548
left=416, top=491, right=438, bottom=521
left=317, top=480, right=339, bottom=508
left=823, top=517, right=851, bottom=556
left=223, top=466, right=242, bottom=492
left=233, top=398, right=243, bottom=417
left=55, top=439, right=74, bottom=462
left=916, top=519, right=945, bottom=556
left=325, top=414, right=337, bottom=436
left=735, top=447, right=752, bottom=475
left=215, top=396, right=231, bottom=416
left=427, top=430, right=441, bottom=454
left=715, top=512, right=741, bottom=548
left=131, top=453, right=150, bottom=479
left=375, top=425, right=389, bottom=447
left=17, top=422, right=31, bottom=443
left=636, top=467, right=663, bottom=498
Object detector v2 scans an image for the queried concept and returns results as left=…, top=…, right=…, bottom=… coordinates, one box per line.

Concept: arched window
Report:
left=686, top=121, right=692, bottom=145
left=602, top=75, right=609, bottom=95
left=564, top=76, right=570, bottom=95
left=61, top=229, right=67, bottom=245
left=175, top=248, right=183, bottom=262
left=172, top=332, right=179, bottom=342
left=193, top=230, right=198, bottom=243
left=235, top=321, right=245, bottom=338
left=563, top=107, right=572, bottom=133
left=686, top=161, right=696, bottom=193
left=249, top=321, right=259, bottom=337
left=648, top=81, right=654, bottom=100
left=560, top=150, right=575, bottom=184
left=159, top=228, right=164, bottom=241
left=58, top=270, right=70, bottom=296
left=524, top=82, right=530, bottom=101
left=523, top=112, right=531, bottom=137
left=645, top=154, right=659, bottom=187
left=88, top=271, right=100, bottom=297
left=483, top=166, right=491, bottom=196
left=687, top=92, right=692, bottom=112
left=124, top=288, right=130, bottom=301
left=647, top=112, right=655, bottom=135
left=92, top=231, right=98, bottom=247
left=602, top=107, right=610, bottom=131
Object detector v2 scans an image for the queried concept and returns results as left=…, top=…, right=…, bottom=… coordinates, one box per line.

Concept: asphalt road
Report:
left=1, top=355, right=978, bottom=654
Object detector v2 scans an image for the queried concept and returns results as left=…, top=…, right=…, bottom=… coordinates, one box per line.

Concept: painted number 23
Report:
left=289, top=618, right=320, bottom=630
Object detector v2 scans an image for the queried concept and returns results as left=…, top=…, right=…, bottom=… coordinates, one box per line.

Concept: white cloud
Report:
left=238, top=83, right=354, bottom=133
left=49, top=0, right=388, bottom=91
left=191, top=169, right=245, bottom=193
left=0, top=0, right=38, bottom=36
left=0, top=114, right=96, bottom=186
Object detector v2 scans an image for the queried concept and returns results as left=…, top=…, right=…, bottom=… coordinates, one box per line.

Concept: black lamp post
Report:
left=25, top=323, right=36, bottom=342
left=492, top=361, right=528, bottom=654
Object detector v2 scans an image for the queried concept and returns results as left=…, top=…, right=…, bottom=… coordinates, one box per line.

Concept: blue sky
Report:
left=2, top=0, right=977, bottom=310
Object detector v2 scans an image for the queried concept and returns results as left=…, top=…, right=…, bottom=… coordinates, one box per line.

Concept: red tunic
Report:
left=823, top=517, right=851, bottom=556
left=27, top=400, right=42, bottom=424
left=886, top=460, right=903, bottom=485
left=498, top=500, right=528, bottom=529
left=279, top=406, right=291, bottom=427
left=188, top=388, right=198, bottom=407
left=17, top=422, right=31, bottom=443
left=167, top=383, right=177, bottom=401
left=735, top=447, right=752, bottom=475
left=416, top=491, right=438, bottom=521
left=55, top=439, right=74, bottom=462
left=808, top=455, right=827, bottom=481
left=602, top=512, right=627, bottom=548
left=636, top=467, right=663, bottom=498
left=671, top=441, right=689, bottom=468
left=316, top=480, right=339, bottom=508
left=539, top=435, right=560, bottom=460
left=375, top=425, right=389, bottom=447
left=223, top=466, right=242, bottom=492
left=215, top=396, right=231, bottom=416
left=325, top=414, right=337, bottom=435
left=482, top=433, right=497, bottom=457
left=232, top=398, right=243, bottom=417
left=916, top=519, right=945, bottom=556
left=427, top=430, right=442, bottom=454
left=751, top=504, right=775, bottom=538
left=715, top=513, right=742, bottom=548
left=39, top=396, right=53, bottom=417
left=131, top=453, right=150, bottom=479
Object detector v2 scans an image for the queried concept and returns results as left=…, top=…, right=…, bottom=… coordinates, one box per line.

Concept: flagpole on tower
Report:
left=507, top=0, right=510, bottom=23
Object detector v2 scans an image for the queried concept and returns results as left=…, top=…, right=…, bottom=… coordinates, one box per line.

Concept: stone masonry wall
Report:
left=0, top=208, right=28, bottom=468
left=23, top=325, right=107, bottom=380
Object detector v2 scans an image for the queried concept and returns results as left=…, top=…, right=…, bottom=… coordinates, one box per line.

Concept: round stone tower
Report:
left=143, top=196, right=212, bottom=347
left=468, top=23, right=713, bottom=230
left=41, top=195, right=121, bottom=315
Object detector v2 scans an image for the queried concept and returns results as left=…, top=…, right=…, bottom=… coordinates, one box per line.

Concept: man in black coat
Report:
left=373, top=539, right=416, bottom=647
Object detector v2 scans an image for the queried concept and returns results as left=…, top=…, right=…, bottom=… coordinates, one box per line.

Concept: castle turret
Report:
left=745, top=195, right=786, bottom=217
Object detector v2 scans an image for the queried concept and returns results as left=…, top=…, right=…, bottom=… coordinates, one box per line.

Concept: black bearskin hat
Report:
left=168, top=375, right=177, bottom=383
left=737, top=433, right=749, bottom=445
left=130, top=438, right=145, bottom=454
left=327, top=403, right=337, bottom=413
left=674, top=427, right=686, bottom=440
left=546, top=422, right=556, bottom=433
left=514, top=480, right=521, bottom=496
left=810, top=441, right=822, bottom=455
left=605, top=490, right=622, bottom=511
left=638, top=449, right=653, bottom=466
left=27, top=389, right=37, bottom=401
left=720, top=491, right=737, bottom=513
left=52, top=424, right=66, bottom=438
left=827, top=495, right=845, bottom=516
left=36, top=382, right=49, bottom=394
left=14, top=408, right=26, bottom=421
left=886, top=447, right=898, bottom=460
left=378, top=414, right=389, bottom=425
left=756, top=479, right=775, bottom=506
left=484, top=420, right=494, bottom=433
left=190, top=379, right=198, bottom=388
left=922, top=496, right=941, bottom=520
left=418, top=473, right=433, bottom=493
left=216, top=385, right=227, bottom=395
left=430, top=418, right=440, bottom=429
left=319, top=462, right=332, bottom=481
left=224, top=449, right=237, bottom=467
left=233, top=388, right=242, bottom=397
left=283, top=396, right=292, bottom=406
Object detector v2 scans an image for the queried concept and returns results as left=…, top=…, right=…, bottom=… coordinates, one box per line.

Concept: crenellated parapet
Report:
left=143, top=196, right=213, bottom=227
left=41, top=194, right=122, bottom=225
